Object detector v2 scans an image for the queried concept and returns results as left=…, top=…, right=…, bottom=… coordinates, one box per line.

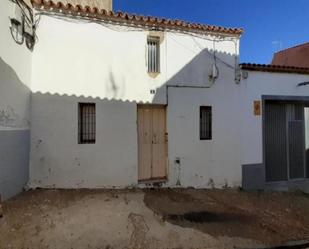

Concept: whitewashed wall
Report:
left=30, top=93, right=138, bottom=188
left=167, top=85, right=242, bottom=188
left=29, top=14, right=241, bottom=188
left=31, top=16, right=238, bottom=103
left=2, top=2, right=309, bottom=196
left=0, top=0, right=32, bottom=199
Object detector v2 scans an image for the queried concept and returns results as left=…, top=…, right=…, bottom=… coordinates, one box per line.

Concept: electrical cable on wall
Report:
left=35, top=10, right=240, bottom=80
left=9, top=0, right=36, bottom=50
left=34, top=9, right=242, bottom=100
left=35, top=10, right=240, bottom=44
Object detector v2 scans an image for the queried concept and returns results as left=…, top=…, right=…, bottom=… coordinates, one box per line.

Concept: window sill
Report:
left=148, top=72, right=161, bottom=78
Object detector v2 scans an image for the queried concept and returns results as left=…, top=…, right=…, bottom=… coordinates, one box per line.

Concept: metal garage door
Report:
left=265, top=102, right=306, bottom=182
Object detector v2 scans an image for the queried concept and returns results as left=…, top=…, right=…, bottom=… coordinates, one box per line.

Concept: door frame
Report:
left=262, top=95, right=309, bottom=184
left=137, top=104, right=168, bottom=183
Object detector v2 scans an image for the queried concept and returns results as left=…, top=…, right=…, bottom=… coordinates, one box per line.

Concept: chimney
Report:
left=90, top=0, right=112, bottom=11
left=55, top=0, right=113, bottom=11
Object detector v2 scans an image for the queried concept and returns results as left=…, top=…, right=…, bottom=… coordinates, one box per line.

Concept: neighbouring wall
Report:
left=0, top=0, right=32, bottom=200
left=240, top=71, right=309, bottom=190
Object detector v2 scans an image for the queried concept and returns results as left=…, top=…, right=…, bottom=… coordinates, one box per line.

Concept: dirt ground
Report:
left=144, top=189, right=309, bottom=246
left=1, top=189, right=309, bottom=249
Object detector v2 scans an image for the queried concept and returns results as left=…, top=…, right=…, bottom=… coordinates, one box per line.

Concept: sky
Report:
left=114, top=0, right=309, bottom=64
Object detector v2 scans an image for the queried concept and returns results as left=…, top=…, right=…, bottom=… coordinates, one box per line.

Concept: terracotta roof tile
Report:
left=240, top=63, right=309, bottom=75
left=31, top=0, right=243, bottom=36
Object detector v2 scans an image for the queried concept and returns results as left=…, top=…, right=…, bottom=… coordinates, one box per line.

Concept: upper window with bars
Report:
left=78, top=103, right=96, bottom=144
left=147, top=36, right=160, bottom=73
left=200, top=106, right=212, bottom=140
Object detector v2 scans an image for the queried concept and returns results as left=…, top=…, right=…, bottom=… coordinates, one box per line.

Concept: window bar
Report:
left=148, top=41, right=150, bottom=72
left=156, top=41, right=159, bottom=72
left=148, top=41, right=151, bottom=72
left=90, top=105, right=92, bottom=142
left=87, top=105, right=91, bottom=143
left=152, top=42, right=155, bottom=72
left=82, top=104, right=84, bottom=143
left=150, top=42, right=152, bottom=72
left=83, top=105, right=86, bottom=143
left=78, top=104, right=81, bottom=143
left=150, top=42, right=153, bottom=72
left=200, top=106, right=212, bottom=140
left=92, top=106, right=94, bottom=142
left=86, top=105, right=88, bottom=143
left=153, top=42, right=157, bottom=73
left=84, top=105, right=87, bottom=143
left=78, top=103, right=96, bottom=144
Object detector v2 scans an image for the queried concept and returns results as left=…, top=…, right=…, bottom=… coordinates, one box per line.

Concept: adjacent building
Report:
left=272, top=42, right=309, bottom=68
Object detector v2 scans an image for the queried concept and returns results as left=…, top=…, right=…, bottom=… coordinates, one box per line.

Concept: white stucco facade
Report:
left=2, top=0, right=309, bottom=197
left=29, top=13, right=242, bottom=189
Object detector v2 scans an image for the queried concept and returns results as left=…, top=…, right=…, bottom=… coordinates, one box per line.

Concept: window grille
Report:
left=78, top=103, right=96, bottom=144
left=200, top=106, right=212, bottom=140
left=147, top=37, right=160, bottom=73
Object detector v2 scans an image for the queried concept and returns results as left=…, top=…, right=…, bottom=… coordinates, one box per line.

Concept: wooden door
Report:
left=137, top=105, right=167, bottom=182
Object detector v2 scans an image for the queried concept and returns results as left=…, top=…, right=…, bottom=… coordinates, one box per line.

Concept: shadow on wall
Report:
left=154, top=49, right=241, bottom=188
left=30, top=92, right=139, bottom=189
left=0, top=56, right=31, bottom=200
left=0, top=57, right=30, bottom=128
left=153, top=48, right=238, bottom=103
left=29, top=48, right=241, bottom=189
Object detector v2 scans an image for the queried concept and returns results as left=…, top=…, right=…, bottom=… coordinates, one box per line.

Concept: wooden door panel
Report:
left=138, top=107, right=152, bottom=181
left=139, top=144, right=152, bottom=180
left=137, top=105, right=167, bottom=182
left=152, top=107, right=167, bottom=179
left=152, top=144, right=167, bottom=178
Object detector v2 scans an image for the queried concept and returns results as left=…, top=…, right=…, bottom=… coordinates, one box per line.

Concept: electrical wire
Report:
left=35, top=10, right=241, bottom=43
left=168, top=33, right=236, bottom=70
left=10, top=0, right=33, bottom=26
left=34, top=9, right=241, bottom=74
left=11, top=0, right=38, bottom=50
left=191, top=36, right=237, bottom=70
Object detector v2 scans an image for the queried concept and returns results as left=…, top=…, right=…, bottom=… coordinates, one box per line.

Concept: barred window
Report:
left=200, top=106, right=212, bottom=140
left=78, top=103, right=96, bottom=144
left=147, top=36, right=160, bottom=73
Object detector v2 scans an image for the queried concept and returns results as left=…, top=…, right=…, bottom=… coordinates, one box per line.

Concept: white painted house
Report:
left=1, top=0, right=309, bottom=200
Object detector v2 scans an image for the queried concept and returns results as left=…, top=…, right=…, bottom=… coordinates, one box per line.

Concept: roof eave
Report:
left=240, top=63, right=309, bottom=75
left=31, top=0, right=243, bottom=37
